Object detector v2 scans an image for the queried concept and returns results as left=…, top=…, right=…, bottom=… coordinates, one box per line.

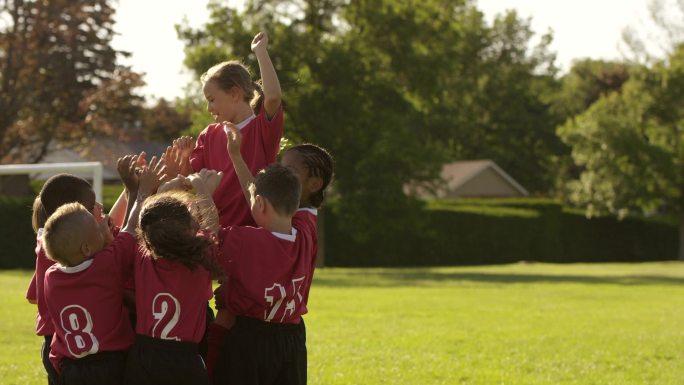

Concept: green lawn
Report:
left=2, top=263, right=684, bottom=384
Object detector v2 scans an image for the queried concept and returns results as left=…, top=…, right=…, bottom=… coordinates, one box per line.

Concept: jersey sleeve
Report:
left=217, top=226, right=242, bottom=275
left=26, top=272, right=37, bottom=302
left=98, top=232, right=138, bottom=281
left=190, top=128, right=208, bottom=172
left=292, top=209, right=318, bottom=239
left=257, top=103, right=284, bottom=161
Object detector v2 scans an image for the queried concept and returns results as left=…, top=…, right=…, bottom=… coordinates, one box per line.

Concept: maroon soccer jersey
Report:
left=27, top=230, right=56, bottom=336
left=44, top=232, right=137, bottom=370
left=190, top=104, right=284, bottom=227
left=133, top=250, right=213, bottom=343
left=218, top=209, right=318, bottom=324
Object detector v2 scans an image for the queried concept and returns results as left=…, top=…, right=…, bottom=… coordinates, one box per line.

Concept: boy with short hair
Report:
left=208, top=123, right=318, bottom=385
left=42, top=162, right=162, bottom=385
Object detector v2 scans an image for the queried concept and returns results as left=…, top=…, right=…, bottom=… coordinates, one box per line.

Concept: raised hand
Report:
left=224, top=122, right=242, bottom=158
left=161, top=145, right=181, bottom=181
left=251, top=31, right=268, bottom=54
left=117, top=154, right=140, bottom=192
left=173, top=136, right=195, bottom=159
left=138, top=156, right=165, bottom=198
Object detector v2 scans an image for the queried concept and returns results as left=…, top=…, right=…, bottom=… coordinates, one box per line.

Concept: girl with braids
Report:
left=280, top=143, right=335, bottom=209
left=206, top=125, right=335, bottom=384
left=185, top=31, right=284, bottom=228
left=121, top=168, right=224, bottom=385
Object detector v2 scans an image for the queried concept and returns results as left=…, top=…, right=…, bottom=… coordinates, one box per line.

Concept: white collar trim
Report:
left=57, top=259, right=93, bottom=274
left=297, top=208, right=318, bottom=216
left=271, top=227, right=297, bottom=242
left=224, top=114, right=257, bottom=133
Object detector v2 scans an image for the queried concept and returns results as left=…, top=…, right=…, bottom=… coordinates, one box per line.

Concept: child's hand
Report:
left=161, top=146, right=181, bottom=181
left=224, top=122, right=242, bottom=158
left=138, top=156, right=165, bottom=197
left=173, top=136, right=195, bottom=159
left=251, top=31, right=269, bottom=54
left=117, top=154, right=140, bottom=192
left=187, top=169, right=223, bottom=196
left=99, top=214, right=115, bottom=247
left=158, top=175, right=191, bottom=194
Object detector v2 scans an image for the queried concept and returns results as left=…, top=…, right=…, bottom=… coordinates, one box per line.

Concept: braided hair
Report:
left=285, top=144, right=334, bottom=208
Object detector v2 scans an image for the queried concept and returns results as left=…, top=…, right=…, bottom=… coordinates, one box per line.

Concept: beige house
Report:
left=409, top=160, right=528, bottom=199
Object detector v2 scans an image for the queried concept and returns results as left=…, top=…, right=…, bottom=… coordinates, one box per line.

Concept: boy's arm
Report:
left=122, top=157, right=165, bottom=234
left=252, top=32, right=282, bottom=118
left=116, top=154, right=145, bottom=227
left=224, top=122, right=254, bottom=203
left=108, top=191, right=128, bottom=228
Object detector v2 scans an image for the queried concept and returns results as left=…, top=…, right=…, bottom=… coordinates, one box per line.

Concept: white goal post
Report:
left=0, top=162, right=103, bottom=201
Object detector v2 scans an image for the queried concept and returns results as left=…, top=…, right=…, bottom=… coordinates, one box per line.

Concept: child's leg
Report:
left=272, top=319, right=307, bottom=385
left=198, top=303, right=215, bottom=360
left=41, top=336, right=58, bottom=385
left=205, top=309, right=236, bottom=382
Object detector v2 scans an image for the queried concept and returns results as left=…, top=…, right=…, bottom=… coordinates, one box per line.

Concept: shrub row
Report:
left=1, top=197, right=677, bottom=269
left=323, top=199, right=678, bottom=266
left=0, top=196, right=38, bottom=269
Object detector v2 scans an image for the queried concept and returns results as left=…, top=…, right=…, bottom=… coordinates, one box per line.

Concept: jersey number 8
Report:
left=59, top=305, right=99, bottom=358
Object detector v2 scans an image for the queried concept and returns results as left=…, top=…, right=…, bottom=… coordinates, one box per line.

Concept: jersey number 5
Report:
left=152, top=293, right=181, bottom=341
left=59, top=305, right=99, bottom=358
left=264, top=276, right=305, bottom=322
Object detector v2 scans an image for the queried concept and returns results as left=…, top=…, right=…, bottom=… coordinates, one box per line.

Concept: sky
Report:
left=111, top=0, right=657, bottom=102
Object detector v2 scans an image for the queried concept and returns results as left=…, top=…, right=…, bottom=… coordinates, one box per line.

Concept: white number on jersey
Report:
left=152, top=293, right=181, bottom=341
left=59, top=305, right=99, bottom=358
left=264, top=276, right=306, bottom=322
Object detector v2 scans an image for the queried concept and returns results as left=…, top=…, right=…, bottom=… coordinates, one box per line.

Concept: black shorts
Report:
left=41, top=335, right=58, bottom=385
left=123, top=334, right=209, bottom=385
left=58, top=351, right=126, bottom=385
left=213, top=316, right=307, bottom=385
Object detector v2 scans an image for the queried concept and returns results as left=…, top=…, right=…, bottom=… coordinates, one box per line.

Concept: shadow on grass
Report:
left=313, top=269, right=684, bottom=288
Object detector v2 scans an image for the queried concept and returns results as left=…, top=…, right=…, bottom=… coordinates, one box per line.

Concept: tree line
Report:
left=2, top=0, right=684, bottom=258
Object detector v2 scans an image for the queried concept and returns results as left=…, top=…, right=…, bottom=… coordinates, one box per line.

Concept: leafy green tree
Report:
left=177, top=0, right=564, bottom=257
left=558, top=45, right=684, bottom=259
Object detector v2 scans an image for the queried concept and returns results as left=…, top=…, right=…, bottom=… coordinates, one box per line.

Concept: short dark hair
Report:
left=253, top=164, right=301, bottom=216
left=40, top=174, right=94, bottom=216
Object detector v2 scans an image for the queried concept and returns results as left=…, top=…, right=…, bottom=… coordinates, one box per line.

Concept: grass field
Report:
left=2, top=263, right=683, bottom=384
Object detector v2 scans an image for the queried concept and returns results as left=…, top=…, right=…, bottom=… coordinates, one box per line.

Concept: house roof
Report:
left=442, top=160, right=528, bottom=196
left=35, top=138, right=168, bottom=180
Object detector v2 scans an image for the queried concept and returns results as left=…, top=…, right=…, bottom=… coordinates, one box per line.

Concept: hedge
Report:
left=1, top=196, right=678, bottom=269
left=323, top=198, right=678, bottom=266
left=0, top=196, right=38, bottom=269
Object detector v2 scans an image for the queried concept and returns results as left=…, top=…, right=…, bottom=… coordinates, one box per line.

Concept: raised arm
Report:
left=122, top=157, right=164, bottom=235
left=251, top=31, right=282, bottom=118
left=109, top=152, right=146, bottom=227
left=173, top=136, right=195, bottom=177
left=225, top=122, right=254, bottom=204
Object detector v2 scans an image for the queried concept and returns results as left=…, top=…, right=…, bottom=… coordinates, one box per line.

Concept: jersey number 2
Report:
left=59, top=305, right=99, bottom=357
left=152, top=293, right=181, bottom=341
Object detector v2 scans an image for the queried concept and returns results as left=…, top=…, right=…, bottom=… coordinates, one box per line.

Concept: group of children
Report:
left=25, top=31, right=334, bottom=385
